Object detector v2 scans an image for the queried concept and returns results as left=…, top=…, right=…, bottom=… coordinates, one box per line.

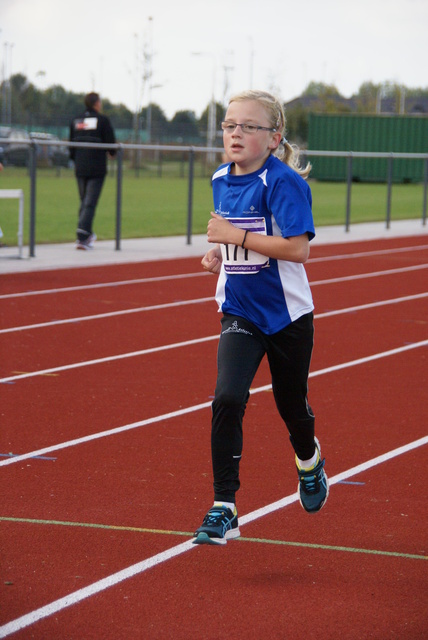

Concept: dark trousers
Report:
left=211, top=312, right=315, bottom=503
left=76, top=176, right=105, bottom=241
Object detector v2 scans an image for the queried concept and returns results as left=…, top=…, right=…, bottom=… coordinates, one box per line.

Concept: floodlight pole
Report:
left=145, top=17, right=154, bottom=143
left=192, top=52, right=217, bottom=162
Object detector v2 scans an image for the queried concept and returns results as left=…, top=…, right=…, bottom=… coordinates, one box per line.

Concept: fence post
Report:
left=186, top=147, right=195, bottom=245
left=423, top=157, right=428, bottom=226
left=29, top=142, right=37, bottom=257
left=386, top=154, right=393, bottom=229
left=345, top=153, right=353, bottom=232
left=115, top=144, right=123, bottom=251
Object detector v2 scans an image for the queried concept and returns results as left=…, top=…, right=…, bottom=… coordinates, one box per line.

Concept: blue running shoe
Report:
left=296, top=438, right=329, bottom=513
left=193, top=505, right=240, bottom=545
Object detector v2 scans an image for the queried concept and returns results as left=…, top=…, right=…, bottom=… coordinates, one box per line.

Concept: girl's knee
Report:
left=213, top=389, right=249, bottom=414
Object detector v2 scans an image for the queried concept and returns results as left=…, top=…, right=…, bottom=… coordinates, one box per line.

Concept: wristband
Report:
left=241, top=230, right=248, bottom=248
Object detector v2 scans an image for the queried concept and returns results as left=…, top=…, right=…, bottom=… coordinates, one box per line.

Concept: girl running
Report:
left=193, top=90, right=328, bottom=545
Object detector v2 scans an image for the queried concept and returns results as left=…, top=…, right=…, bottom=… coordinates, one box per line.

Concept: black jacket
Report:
left=69, top=109, right=116, bottom=177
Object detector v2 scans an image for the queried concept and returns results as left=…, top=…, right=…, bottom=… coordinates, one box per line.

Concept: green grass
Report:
left=0, top=165, right=426, bottom=245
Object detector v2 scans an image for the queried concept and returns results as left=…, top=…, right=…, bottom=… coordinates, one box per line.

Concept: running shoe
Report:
left=76, top=233, right=97, bottom=250
left=192, top=505, right=240, bottom=545
left=296, top=437, right=329, bottom=513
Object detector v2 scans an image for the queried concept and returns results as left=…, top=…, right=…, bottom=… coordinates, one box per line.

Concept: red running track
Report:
left=1, top=235, right=427, bottom=639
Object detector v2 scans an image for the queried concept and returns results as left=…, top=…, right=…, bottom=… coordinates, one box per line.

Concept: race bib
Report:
left=221, top=217, right=269, bottom=274
left=75, top=117, right=98, bottom=131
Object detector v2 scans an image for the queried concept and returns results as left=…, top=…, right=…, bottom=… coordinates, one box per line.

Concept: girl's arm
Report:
left=207, top=212, right=310, bottom=264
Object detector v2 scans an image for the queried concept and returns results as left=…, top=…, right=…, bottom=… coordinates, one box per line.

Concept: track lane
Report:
left=0, top=275, right=216, bottom=330
left=1, top=297, right=427, bottom=453
left=2, top=436, right=426, bottom=638
left=0, top=303, right=427, bottom=462
left=1, top=236, right=427, bottom=639
left=2, top=289, right=426, bottom=382
left=1, top=262, right=426, bottom=376
left=1, top=240, right=427, bottom=327
left=0, top=257, right=206, bottom=296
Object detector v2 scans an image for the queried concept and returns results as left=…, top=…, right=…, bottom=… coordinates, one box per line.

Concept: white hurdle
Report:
left=0, top=189, right=24, bottom=258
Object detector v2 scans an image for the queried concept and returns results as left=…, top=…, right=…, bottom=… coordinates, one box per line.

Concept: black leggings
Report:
left=211, top=312, right=315, bottom=503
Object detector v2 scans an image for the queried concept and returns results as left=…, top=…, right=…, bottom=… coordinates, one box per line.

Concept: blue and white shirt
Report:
left=212, top=154, right=315, bottom=335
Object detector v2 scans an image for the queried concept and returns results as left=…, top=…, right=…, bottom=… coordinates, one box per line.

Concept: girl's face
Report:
left=223, top=100, right=281, bottom=175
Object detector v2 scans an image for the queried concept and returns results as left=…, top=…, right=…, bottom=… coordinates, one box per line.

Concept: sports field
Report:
left=1, top=233, right=427, bottom=638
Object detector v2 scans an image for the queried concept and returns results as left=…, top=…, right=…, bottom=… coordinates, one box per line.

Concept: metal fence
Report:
left=1, top=138, right=427, bottom=258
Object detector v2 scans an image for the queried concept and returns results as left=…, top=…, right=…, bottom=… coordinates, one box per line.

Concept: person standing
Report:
left=69, top=92, right=116, bottom=250
left=193, top=90, right=328, bottom=546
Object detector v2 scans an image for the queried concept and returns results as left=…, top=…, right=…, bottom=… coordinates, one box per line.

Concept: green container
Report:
left=308, top=114, right=428, bottom=183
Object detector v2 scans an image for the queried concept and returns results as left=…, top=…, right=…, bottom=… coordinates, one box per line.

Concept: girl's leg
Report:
left=211, top=315, right=265, bottom=503
left=266, top=313, right=316, bottom=461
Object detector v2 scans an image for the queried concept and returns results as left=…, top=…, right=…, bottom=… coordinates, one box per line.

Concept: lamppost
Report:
left=146, top=84, right=162, bottom=143
left=192, top=52, right=217, bottom=162
left=144, top=16, right=154, bottom=142
left=2, top=41, right=9, bottom=124
left=8, top=43, right=14, bottom=125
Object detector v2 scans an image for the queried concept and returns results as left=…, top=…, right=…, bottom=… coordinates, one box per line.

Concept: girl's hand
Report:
left=207, top=212, right=242, bottom=246
left=201, top=244, right=222, bottom=274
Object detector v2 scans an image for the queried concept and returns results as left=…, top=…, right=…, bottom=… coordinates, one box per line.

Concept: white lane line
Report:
left=0, top=434, right=426, bottom=638
left=315, top=291, right=428, bottom=319
left=0, top=296, right=213, bottom=335
left=0, top=400, right=213, bottom=467
left=0, top=537, right=196, bottom=638
left=1, top=293, right=426, bottom=384
left=308, top=244, right=428, bottom=263
left=309, top=340, right=428, bottom=377
left=239, top=434, right=428, bottom=525
left=0, top=272, right=209, bottom=300
left=1, top=339, right=427, bottom=468
left=2, top=264, right=427, bottom=335
left=1, top=244, right=426, bottom=301
left=310, top=263, right=428, bottom=286
left=0, top=335, right=219, bottom=383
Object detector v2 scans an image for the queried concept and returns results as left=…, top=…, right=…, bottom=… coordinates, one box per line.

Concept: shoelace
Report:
left=300, top=459, right=325, bottom=494
left=203, top=508, right=232, bottom=528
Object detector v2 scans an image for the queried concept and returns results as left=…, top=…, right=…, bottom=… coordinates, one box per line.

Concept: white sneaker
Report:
left=76, top=233, right=96, bottom=250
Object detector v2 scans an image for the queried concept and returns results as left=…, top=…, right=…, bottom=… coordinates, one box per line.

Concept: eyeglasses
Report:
left=221, top=121, right=277, bottom=134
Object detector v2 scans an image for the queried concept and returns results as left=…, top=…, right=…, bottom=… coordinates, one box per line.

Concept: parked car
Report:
left=2, top=128, right=31, bottom=167
left=30, top=132, right=70, bottom=168
left=0, top=126, right=7, bottom=164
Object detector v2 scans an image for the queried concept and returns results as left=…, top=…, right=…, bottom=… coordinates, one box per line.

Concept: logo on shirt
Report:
left=215, top=202, right=230, bottom=216
left=222, top=320, right=252, bottom=336
left=243, top=205, right=259, bottom=215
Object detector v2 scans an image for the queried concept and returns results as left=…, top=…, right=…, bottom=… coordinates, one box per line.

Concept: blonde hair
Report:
left=228, top=90, right=311, bottom=179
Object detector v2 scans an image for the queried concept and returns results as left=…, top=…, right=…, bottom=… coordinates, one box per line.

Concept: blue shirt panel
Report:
left=212, top=155, right=315, bottom=334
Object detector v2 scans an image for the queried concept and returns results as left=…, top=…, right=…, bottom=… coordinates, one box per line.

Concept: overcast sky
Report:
left=1, top=0, right=427, bottom=119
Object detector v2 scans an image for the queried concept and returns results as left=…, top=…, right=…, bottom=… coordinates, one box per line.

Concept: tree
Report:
left=169, top=110, right=200, bottom=141
left=139, top=103, right=169, bottom=142
left=2, top=72, right=427, bottom=142
left=353, top=82, right=379, bottom=112
left=285, top=102, right=309, bottom=145
left=302, top=82, right=340, bottom=98
left=102, top=99, right=133, bottom=129
left=198, top=101, right=224, bottom=132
